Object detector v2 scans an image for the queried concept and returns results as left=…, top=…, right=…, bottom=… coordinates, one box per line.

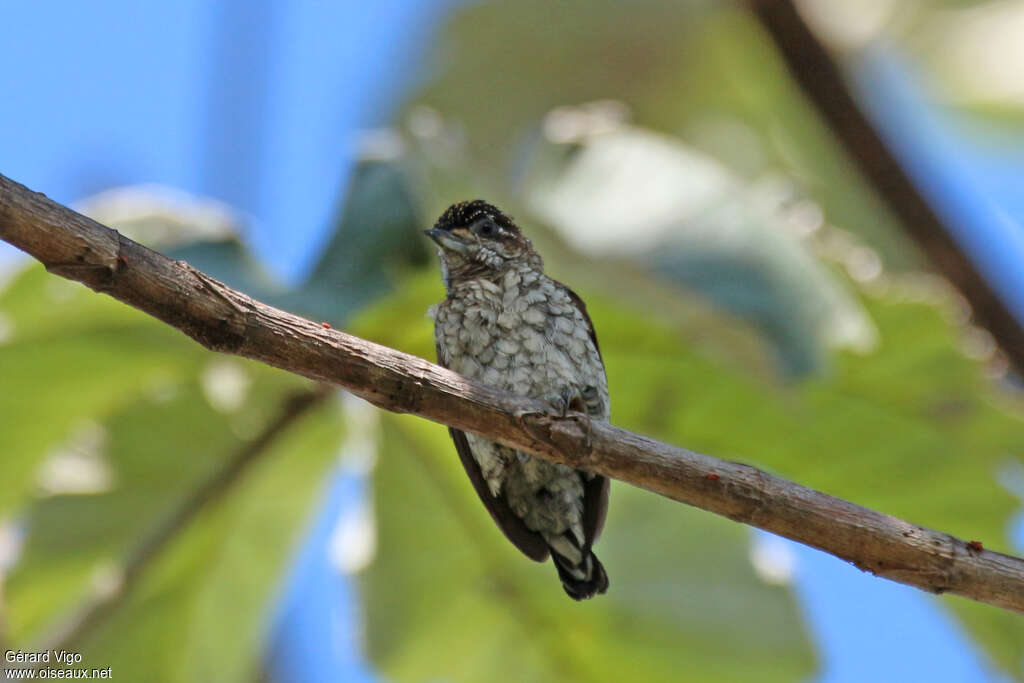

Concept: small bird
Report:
left=426, top=200, right=610, bottom=600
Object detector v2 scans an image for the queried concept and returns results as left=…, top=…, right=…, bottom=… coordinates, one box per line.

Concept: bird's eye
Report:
left=477, top=220, right=496, bottom=237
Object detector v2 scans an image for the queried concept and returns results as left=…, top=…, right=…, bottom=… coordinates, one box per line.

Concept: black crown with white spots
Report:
left=434, top=199, right=520, bottom=234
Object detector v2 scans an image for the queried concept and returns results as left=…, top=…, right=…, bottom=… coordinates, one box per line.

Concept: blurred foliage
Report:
left=0, top=157, right=423, bottom=681
left=279, top=159, right=430, bottom=322
left=410, top=0, right=921, bottom=271
left=0, top=264, right=343, bottom=680
left=2, top=0, right=1024, bottom=681
left=521, top=120, right=877, bottom=376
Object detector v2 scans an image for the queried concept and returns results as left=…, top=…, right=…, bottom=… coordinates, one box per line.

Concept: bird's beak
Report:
left=424, top=228, right=469, bottom=254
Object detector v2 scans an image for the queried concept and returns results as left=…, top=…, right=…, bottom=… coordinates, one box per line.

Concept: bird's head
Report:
left=425, top=200, right=541, bottom=287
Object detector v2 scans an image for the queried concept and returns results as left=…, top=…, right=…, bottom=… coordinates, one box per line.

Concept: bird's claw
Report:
left=542, top=387, right=585, bottom=418
left=538, top=388, right=596, bottom=457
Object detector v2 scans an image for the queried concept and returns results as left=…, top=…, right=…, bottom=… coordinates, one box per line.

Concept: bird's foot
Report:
left=540, top=388, right=594, bottom=458
left=541, top=387, right=585, bottom=418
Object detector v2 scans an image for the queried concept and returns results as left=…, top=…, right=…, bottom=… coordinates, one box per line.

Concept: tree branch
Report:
left=1, top=172, right=1023, bottom=614
left=748, top=0, right=1024, bottom=375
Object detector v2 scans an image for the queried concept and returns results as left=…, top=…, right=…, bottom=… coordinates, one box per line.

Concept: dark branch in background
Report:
left=748, top=0, right=1024, bottom=375
left=1, top=172, right=1024, bottom=615
left=34, top=386, right=331, bottom=657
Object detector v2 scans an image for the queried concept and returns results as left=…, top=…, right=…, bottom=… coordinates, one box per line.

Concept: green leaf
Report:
left=521, top=125, right=876, bottom=376
left=0, top=258, right=343, bottom=680
left=5, top=370, right=341, bottom=680
left=71, top=395, right=342, bottom=682
left=0, top=266, right=202, bottom=515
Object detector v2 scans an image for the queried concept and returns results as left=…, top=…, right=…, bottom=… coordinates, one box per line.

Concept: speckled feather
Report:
left=428, top=200, right=610, bottom=600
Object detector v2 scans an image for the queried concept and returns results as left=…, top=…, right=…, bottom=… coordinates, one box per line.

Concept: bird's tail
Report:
left=546, top=532, right=609, bottom=600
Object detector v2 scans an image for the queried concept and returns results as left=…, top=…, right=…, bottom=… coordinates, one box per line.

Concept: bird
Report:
left=425, top=199, right=610, bottom=600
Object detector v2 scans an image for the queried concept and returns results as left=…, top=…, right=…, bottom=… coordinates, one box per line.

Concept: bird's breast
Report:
left=435, top=269, right=605, bottom=405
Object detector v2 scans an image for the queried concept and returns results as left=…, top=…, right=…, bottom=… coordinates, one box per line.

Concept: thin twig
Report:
left=748, top=0, right=1024, bottom=374
left=34, top=385, right=331, bottom=654
left=1, top=172, right=1023, bottom=614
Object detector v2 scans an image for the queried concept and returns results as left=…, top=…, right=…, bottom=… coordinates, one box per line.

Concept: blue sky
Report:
left=1, top=2, right=1021, bottom=681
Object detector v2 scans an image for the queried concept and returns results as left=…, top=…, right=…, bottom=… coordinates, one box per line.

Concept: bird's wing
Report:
left=437, top=340, right=549, bottom=562
left=582, top=471, right=610, bottom=547
left=557, top=280, right=603, bottom=363
left=447, top=426, right=550, bottom=562
left=553, top=279, right=611, bottom=549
